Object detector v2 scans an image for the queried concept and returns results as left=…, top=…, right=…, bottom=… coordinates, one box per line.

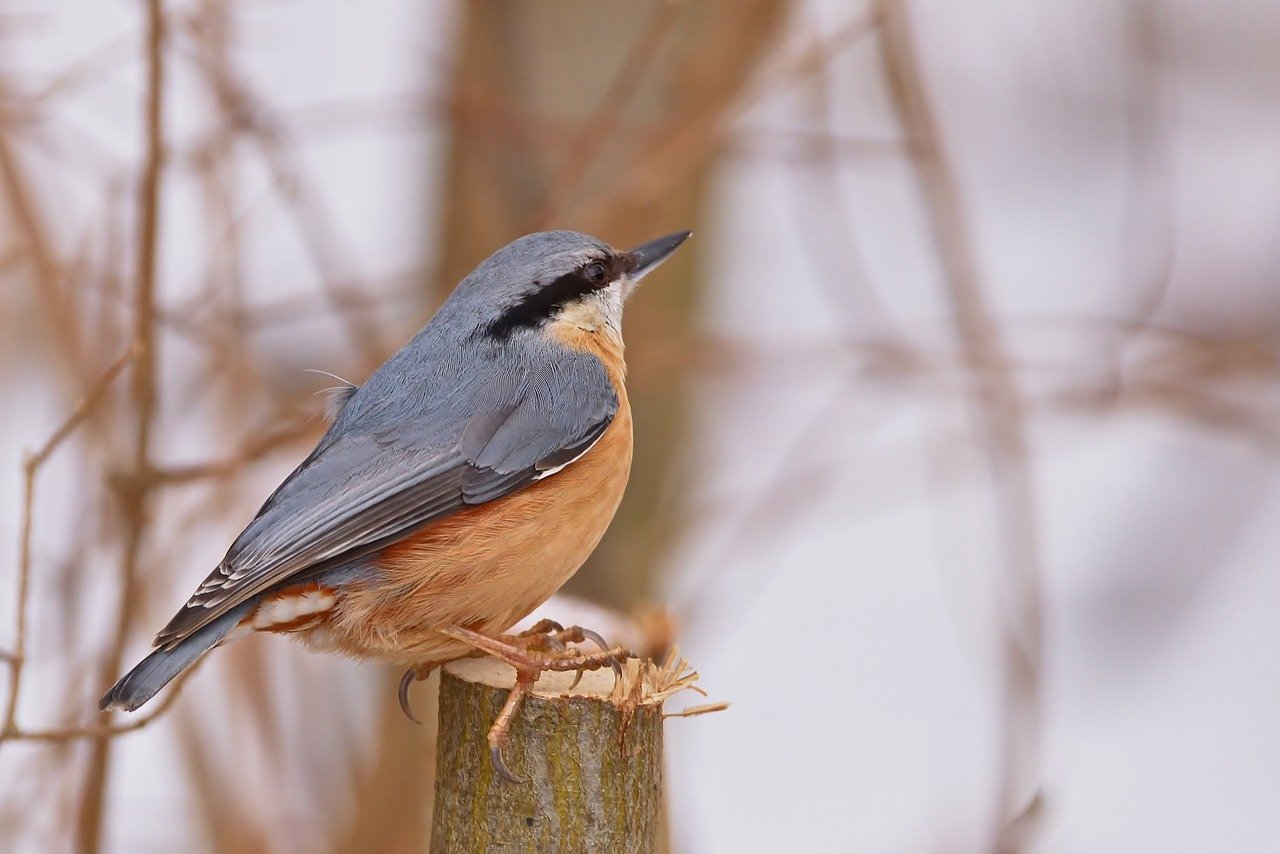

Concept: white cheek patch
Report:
left=552, top=284, right=625, bottom=334
left=250, top=588, right=337, bottom=630
left=595, top=284, right=624, bottom=331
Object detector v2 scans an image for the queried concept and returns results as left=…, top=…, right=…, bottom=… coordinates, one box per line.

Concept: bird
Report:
left=99, top=228, right=691, bottom=780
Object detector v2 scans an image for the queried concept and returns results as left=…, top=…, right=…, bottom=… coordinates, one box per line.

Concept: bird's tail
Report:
left=99, top=603, right=251, bottom=712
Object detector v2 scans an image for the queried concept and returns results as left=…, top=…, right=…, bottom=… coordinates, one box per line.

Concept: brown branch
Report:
left=76, top=3, right=167, bottom=851
left=149, top=417, right=317, bottom=485
left=4, top=664, right=198, bottom=744
left=1, top=346, right=137, bottom=743
left=180, top=18, right=388, bottom=370
left=1113, top=0, right=1176, bottom=345
left=787, top=41, right=905, bottom=335
left=875, top=3, right=1044, bottom=850
left=729, top=127, right=913, bottom=161
left=0, top=80, right=88, bottom=381
left=581, top=7, right=883, bottom=231
left=528, top=0, right=680, bottom=228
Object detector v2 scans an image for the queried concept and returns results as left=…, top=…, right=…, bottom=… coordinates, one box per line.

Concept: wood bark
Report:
left=431, top=659, right=663, bottom=853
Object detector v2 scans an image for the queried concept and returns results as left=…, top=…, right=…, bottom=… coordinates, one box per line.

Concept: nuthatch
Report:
left=101, top=229, right=691, bottom=780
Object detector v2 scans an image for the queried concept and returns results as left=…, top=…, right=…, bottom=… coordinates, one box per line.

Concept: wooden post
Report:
left=432, top=654, right=706, bottom=853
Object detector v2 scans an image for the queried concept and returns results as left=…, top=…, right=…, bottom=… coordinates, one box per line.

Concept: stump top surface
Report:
left=442, top=656, right=619, bottom=698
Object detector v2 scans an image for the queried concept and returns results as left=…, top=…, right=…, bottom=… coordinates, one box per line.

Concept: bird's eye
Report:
left=584, top=262, right=608, bottom=286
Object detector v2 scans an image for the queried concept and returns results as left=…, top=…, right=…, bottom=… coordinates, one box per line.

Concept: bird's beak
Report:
left=625, top=230, right=692, bottom=285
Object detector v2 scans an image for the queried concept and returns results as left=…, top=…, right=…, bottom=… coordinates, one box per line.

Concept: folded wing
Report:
left=154, top=352, right=617, bottom=649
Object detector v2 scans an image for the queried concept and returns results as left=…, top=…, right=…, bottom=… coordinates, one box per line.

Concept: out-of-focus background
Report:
left=3, top=0, right=1279, bottom=851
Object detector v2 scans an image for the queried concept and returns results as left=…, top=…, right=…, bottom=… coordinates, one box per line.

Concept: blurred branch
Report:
left=1, top=346, right=137, bottom=743
left=159, top=265, right=429, bottom=337
left=33, top=33, right=138, bottom=102
left=675, top=380, right=859, bottom=619
left=4, top=666, right=196, bottom=744
left=729, top=127, right=912, bottom=161
left=788, top=36, right=905, bottom=336
left=529, top=0, right=680, bottom=228
left=76, top=2, right=167, bottom=850
left=181, top=11, right=389, bottom=370
left=1112, top=0, right=1176, bottom=357
left=582, top=6, right=881, bottom=231
left=149, top=416, right=317, bottom=485
left=875, top=3, right=1045, bottom=849
left=0, top=82, right=88, bottom=381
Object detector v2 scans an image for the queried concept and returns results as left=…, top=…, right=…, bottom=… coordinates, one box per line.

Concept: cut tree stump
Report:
left=431, top=652, right=718, bottom=853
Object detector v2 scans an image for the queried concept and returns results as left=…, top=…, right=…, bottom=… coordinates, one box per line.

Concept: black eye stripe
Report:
left=485, top=257, right=622, bottom=338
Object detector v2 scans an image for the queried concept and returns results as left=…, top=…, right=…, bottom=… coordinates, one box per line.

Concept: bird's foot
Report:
left=397, top=661, right=439, bottom=724
left=438, top=623, right=633, bottom=783
left=507, top=618, right=615, bottom=661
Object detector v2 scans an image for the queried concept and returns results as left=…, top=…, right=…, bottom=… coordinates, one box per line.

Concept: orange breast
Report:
left=310, top=326, right=633, bottom=665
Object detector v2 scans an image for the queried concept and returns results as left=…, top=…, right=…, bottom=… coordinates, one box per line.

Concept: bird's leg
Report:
left=397, top=661, right=439, bottom=724
left=488, top=667, right=538, bottom=783
left=438, top=624, right=633, bottom=782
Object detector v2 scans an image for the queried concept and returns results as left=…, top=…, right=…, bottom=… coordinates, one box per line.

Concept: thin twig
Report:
left=1, top=346, right=137, bottom=742
left=150, top=418, right=317, bottom=485
left=5, top=664, right=198, bottom=744
left=180, top=22, right=387, bottom=369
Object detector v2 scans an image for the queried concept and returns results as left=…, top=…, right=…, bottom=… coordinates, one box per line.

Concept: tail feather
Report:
left=99, top=603, right=251, bottom=712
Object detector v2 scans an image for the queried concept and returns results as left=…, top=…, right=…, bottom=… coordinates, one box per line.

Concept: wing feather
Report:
left=155, top=349, right=617, bottom=648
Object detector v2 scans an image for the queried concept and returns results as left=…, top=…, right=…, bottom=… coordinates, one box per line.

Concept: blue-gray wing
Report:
left=154, top=355, right=617, bottom=648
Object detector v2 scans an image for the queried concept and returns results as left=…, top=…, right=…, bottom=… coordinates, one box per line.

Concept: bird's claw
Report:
left=397, top=662, right=437, bottom=724
left=490, top=744, right=525, bottom=784
left=572, top=627, right=625, bottom=681
left=398, top=669, right=420, bottom=723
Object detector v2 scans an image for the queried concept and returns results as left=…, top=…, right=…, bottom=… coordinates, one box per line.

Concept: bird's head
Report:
left=448, top=230, right=691, bottom=341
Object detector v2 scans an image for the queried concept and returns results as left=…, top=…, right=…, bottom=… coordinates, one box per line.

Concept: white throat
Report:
left=551, top=281, right=625, bottom=337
